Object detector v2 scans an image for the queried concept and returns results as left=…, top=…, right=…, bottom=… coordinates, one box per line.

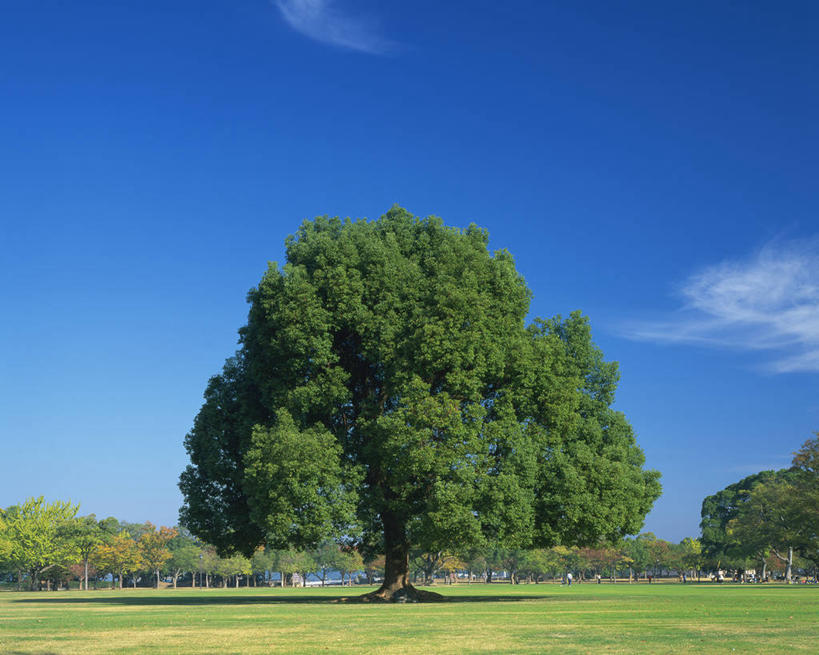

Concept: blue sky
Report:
left=1, top=1, right=817, bottom=542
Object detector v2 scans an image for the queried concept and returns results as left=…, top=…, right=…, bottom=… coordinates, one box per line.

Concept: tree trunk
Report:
left=786, top=547, right=793, bottom=583
left=84, top=559, right=89, bottom=591
left=155, top=569, right=160, bottom=589
left=359, top=510, right=442, bottom=602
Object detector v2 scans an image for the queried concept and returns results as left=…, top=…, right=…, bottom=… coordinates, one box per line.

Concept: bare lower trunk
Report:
left=84, top=559, right=89, bottom=591
left=786, top=547, right=793, bottom=583
left=359, top=510, right=443, bottom=602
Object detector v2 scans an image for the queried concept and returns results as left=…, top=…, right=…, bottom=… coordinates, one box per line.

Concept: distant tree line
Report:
left=0, top=499, right=714, bottom=590
left=700, top=433, right=819, bottom=582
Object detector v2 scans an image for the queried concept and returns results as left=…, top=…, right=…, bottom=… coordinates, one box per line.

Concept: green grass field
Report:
left=1, top=583, right=817, bottom=654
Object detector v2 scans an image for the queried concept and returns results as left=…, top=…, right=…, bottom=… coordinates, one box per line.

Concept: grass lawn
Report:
left=1, top=583, right=817, bottom=654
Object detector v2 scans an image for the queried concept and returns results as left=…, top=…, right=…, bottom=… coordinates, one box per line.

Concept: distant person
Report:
left=567, top=572, right=573, bottom=586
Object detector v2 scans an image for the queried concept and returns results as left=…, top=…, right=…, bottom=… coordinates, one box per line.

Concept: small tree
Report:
left=250, top=548, right=273, bottom=586
left=168, top=543, right=202, bottom=588
left=337, top=549, right=364, bottom=586
left=362, top=553, right=385, bottom=585
left=95, top=532, right=142, bottom=589
left=312, top=541, right=345, bottom=586
left=58, top=515, right=110, bottom=590
left=138, top=523, right=177, bottom=588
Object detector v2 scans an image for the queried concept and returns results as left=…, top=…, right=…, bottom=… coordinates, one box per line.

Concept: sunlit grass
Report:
left=1, top=583, right=817, bottom=654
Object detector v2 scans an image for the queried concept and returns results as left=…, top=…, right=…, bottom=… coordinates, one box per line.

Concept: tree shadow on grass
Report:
left=12, top=593, right=576, bottom=606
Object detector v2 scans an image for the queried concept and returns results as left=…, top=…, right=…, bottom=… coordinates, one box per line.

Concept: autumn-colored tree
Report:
left=94, top=533, right=142, bottom=589
left=138, top=523, right=177, bottom=588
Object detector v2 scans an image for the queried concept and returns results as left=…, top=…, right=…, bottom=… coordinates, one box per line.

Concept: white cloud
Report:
left=624, top=239, right=819, bottom=373
left=275, top=0, right=393, bottom=54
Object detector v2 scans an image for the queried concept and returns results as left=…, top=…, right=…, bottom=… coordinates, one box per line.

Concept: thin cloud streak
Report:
left=275, top=0, right=393, bottom=54
left=623, top=240, right=819, bottom=373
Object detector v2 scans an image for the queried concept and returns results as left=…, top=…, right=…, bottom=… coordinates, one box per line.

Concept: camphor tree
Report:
left=180, top=208, right=661, bottom=601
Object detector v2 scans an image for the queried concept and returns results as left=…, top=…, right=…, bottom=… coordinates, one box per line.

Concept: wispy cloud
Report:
left=623, top=239, right=819, bottom=373
left=274, top=0, right=393, bottom=54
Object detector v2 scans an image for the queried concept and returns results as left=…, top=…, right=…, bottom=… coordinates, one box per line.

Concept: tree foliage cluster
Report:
left=0, top=498, right=179, bottom=591
left=0, top=498, right=368, bottom=590
left=700, top=433, right=819, bottom=582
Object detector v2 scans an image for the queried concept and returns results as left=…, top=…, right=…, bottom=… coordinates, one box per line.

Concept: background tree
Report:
left=138, top=523, right=177, bottom=588
left=678, top=537, right=703, bottom=580
left=167, top=535, right=202, bottom=589
left=623, top=534, right=654, bottom=580
left=700, top=469, right=794, bottom=573
left=58, top=515, right=110, bottom=591
left=362, top=553, right=385, bottom=585
left=729, top=481, right=806, bottom=582
left=0, top=509, right=11, bottom=570
left=250, top=548, right=273, bottom=586
left=3, top=497, right=78, bottom=590
left=215, top=554, right=251, bottom=588
left=312, top=541, right=344, bottom=586
left=180, top=209, right=661, bottom=601
left=791, top=434, right=819, bottom=563
left=199, top=546, right=219, bottom=588
left=337, top=548, right=364, bottom=586
left=273, top=549, right=313, bottom=587
left=95, top=532, right=142, bottom=589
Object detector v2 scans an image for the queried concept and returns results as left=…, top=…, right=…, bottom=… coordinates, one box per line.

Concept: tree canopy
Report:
left=701, top=433, right=819, bottom=581
left=179, top=207, right=661, bottom=600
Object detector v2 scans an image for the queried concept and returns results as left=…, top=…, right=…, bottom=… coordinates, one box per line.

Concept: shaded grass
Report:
left=1, top=583, right=817, bottom=654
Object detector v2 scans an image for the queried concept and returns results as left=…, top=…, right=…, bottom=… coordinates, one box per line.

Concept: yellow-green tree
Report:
left=3, top=497, right=78, bottom=590
left=95, top=532, right=142, bottom=589
left=138, top=523, right=177, bottom=588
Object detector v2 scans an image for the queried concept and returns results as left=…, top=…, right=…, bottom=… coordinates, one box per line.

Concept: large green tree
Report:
left=180, top=208, right=661, bottom=600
